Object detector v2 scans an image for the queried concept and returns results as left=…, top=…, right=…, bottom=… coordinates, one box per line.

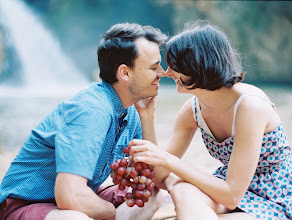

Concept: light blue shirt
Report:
left=0, top=81, right=142, bottom=203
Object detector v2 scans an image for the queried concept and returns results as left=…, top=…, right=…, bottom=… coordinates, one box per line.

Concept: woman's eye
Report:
left=180, top=78, right=188, bottom=85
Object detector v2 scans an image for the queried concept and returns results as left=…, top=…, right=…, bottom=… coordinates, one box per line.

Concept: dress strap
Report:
left=192, top=96, right=216, bottom=140
left=231, top=94, right=278, bottom=136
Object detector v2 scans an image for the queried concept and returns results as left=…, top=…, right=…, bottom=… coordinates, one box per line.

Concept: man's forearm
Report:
left=56, top=184, right=115, bottom=220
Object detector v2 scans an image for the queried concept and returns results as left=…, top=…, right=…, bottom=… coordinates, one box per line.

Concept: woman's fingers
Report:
left=128, top=139, right=154, bottom=154
left=128, top=139, right=149, bottom=147
left=132, top=152, right=158, bottom=166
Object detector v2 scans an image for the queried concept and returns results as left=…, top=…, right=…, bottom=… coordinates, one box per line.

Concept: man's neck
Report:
left=112, top=83, right=134, bottom=109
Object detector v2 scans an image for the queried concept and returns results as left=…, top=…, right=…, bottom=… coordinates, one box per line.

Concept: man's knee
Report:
left=170, top=182, right=198, bottom=201
left=169, top=182, right=225, bottom=214
left=45, top=209, right=94, bottom=220
left=170, top=182, right=214, bottom=208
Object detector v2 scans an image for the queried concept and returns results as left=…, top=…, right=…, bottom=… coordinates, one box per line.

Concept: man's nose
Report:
left=157, top=65, right=166, bottom=77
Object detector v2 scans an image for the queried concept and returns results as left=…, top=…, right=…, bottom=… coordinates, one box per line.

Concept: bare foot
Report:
left=115, top=187, right=163, bottom=220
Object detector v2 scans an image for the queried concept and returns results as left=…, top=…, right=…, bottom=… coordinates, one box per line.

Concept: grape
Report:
left=143, top=189, right=152, bottom=198
left=134, top=162, right=143, bottom=171
left=141, top=169, right=151, bottom=177
left=137, top=183, right=145, bottom=191
left=141, top=196, right=149, bottom=203
left=117, top=167, right=126, bottom=176
left=110, top=162, right=119, bottom=170
left=110, top=154, right=155, bottom=207
left=135, top=190, right=143, bottom=198
left=145, top=178, right=152, bottom=187
left=141, top=162, right=148, bottom=169
left=120, top=178, right=128, bottom=187
left=129, top=169, right=138, bottom=178
left=139, top=176, right=147, bottom=184
left=146, top=182, right=155, bottom=191
left=135, top=198, right=144, bottom=207
left=132, top=176, right=139, bottom=184
left=124, top=147, right=131, bottom=154
left=120, top=158, right=128, bottom=167
left=125, top=193, right=134, bottom=200
left=126, top=199, right=135, bottom=207
left=118, top=184, right=126, bottom=191
left=131, top=182, right=138, bottom=190
left=110, top=172, right=117, bottom=179
left=115, top=174, right=123, bottom=181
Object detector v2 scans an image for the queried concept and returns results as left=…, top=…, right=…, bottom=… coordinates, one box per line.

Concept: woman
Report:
left=129, top=21, right=292, bottom=219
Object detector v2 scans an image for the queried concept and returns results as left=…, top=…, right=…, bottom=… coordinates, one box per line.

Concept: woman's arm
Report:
left=134, top=98, right=198, bottom=187
left=130, top=97, right=269, bottom=209
left=134, top=97, right=158, bottom=144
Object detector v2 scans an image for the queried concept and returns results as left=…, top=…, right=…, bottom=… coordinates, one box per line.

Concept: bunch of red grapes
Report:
left=110, top=146, right=155, bottom=207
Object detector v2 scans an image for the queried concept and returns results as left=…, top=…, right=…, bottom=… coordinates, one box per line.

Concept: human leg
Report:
left=46, top=185, right=126, bottom=220
left=0, top=198, right=58, bottom=220
left=0, top=185, right=120, bottom=220
left=218, top=212, right=257, bottom=219
left=115, top=187, right=164, bottom=220
left=45, top=209, right=94, bottom=220
left=169, top=182, right=228, bottom=220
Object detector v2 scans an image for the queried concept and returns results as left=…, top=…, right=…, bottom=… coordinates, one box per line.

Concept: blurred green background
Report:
left=0, top=0, right=291, bottom=85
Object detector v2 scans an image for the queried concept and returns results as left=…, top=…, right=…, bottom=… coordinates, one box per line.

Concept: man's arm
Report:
left=55, top=172, right=115, bottom=220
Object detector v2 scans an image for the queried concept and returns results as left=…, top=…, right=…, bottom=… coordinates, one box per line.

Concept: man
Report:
left=0, top=23, right=167, bottom=220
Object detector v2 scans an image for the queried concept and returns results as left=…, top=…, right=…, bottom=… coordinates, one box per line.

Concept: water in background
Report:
left=0, top=0, right=89, bottom=94
left=0, top=0, right=90, bottom=152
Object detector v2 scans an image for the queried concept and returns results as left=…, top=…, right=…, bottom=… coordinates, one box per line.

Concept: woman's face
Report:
left=165, top=67, right=192, bottom=93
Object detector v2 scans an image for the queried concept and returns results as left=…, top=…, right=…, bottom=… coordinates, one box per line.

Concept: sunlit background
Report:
left=0, top=0, right=291, bottom=158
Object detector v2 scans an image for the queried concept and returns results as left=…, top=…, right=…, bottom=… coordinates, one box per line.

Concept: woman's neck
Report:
left=192, top=86, right=240, bottom=113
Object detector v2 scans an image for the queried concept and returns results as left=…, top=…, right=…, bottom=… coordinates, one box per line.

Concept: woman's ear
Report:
left=117, top=64, right=131, bottom=81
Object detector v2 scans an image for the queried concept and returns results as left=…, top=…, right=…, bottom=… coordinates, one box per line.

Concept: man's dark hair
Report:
left=97, top=23, right=167, bottom=84
left=165, top=20, right=245, bottom=91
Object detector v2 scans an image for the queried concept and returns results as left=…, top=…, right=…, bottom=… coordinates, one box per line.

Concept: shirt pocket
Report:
left=99, top=138, right=130, bottom=181
left=115, top=135, right=131, bottom=157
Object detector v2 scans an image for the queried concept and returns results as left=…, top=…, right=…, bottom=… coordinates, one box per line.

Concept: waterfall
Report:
left=0, top=0, right=89, bottom=95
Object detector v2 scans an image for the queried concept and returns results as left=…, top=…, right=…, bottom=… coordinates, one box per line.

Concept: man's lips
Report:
left=152, top=79, right=160, bottom=86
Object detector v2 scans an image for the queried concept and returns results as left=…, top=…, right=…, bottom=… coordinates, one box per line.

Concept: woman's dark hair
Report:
left=165, top=20, right=245, bottom=91
left=97, top=23, right=167, bottom=84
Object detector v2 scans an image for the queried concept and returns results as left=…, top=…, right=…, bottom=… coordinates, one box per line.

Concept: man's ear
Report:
left=117, top=64, right=131, bottom=81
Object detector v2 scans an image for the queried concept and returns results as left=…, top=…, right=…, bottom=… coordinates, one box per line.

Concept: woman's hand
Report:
left=134, top=96, right=157, bottom=119
left=128, top=139, right=171, bottom=168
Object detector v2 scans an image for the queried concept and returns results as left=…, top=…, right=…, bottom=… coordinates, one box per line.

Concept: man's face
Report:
left=128, top=38, right=165, bottom=100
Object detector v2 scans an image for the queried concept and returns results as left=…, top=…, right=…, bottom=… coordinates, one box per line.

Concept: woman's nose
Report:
left=165, top=67, right=173, bottom=77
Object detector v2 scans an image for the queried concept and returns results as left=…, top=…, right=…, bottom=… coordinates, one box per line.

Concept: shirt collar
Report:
left=101, top=81, right=128, bottom=119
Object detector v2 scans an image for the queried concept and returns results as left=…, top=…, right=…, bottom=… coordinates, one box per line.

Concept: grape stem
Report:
left=126, top=156, right=134, bottom=177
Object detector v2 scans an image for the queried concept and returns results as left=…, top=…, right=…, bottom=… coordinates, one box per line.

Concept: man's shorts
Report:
left=0, top=185, right=127, bottom=220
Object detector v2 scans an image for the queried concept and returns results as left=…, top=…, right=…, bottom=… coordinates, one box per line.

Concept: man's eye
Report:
left=151, top=67, right=157, bottom=71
